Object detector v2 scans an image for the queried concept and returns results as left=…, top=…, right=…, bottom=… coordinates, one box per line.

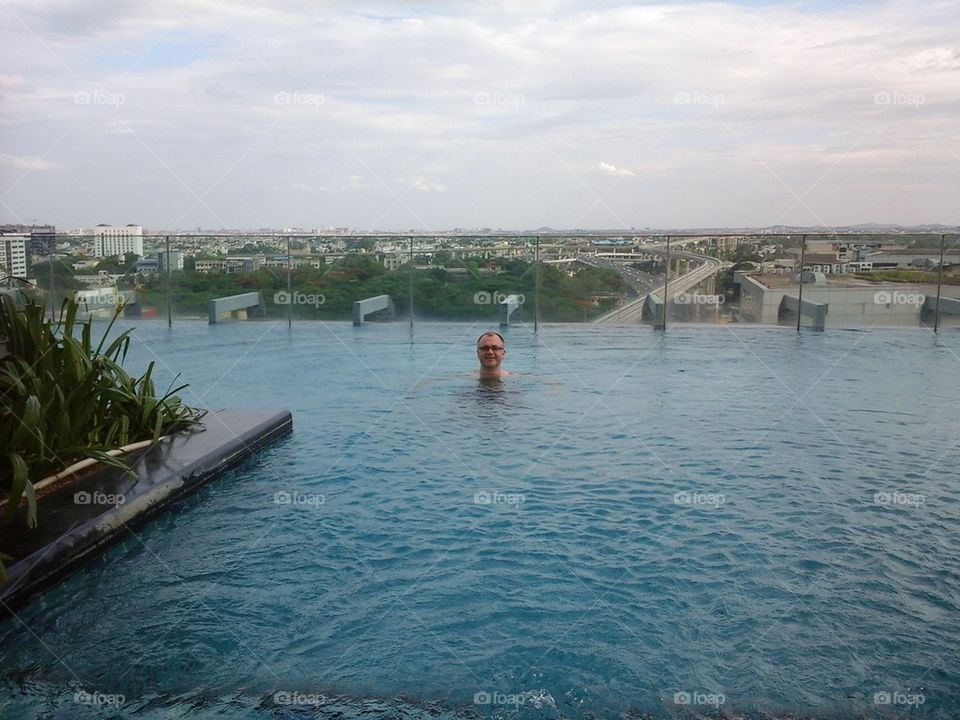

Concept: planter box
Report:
left=0, top=408, right=292, bottom=614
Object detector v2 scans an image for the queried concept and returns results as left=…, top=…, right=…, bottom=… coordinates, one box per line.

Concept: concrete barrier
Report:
left=642, top=294, right=664, bottom=328
left=208, top=292, right=265, bottom=324
left=779, top=295, right=828, bottom=330
left=499, top=295, right=522, bottom=327
left=923, top=295, right=960, bottom=316
left=353, top=294, right=395, bottom=326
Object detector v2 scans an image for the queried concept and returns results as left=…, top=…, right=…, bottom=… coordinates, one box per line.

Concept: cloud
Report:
left=1, top=0, right=958, bottom=229
left=291, top=183, right=329, bottom=194
left=401, top=176, right=447, bottom=193
left=596, top=162, right=635, bottom=177
left=1, top=154, right=59, bottom=171
left=343, top=175, right=375, bottom=191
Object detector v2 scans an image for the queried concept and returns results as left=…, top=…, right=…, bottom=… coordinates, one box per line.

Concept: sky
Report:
left=0, top=0, right=958, bottom=232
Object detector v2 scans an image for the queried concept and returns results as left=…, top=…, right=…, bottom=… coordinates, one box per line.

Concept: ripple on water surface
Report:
left=1, top=322, right=959, bottom=719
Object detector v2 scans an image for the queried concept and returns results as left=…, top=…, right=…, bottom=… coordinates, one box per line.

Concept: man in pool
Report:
left=476, top=331, right=509, bottom=378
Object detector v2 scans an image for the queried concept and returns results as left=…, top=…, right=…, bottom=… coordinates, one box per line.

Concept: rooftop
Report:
left=748, top=272, right=889, bottom=289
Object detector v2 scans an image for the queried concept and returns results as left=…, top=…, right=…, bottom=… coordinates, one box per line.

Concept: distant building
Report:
left=194, top=256, right=263, bottom=273
left=377, top=252, right=403, bottom=271
left=136, top=257, right=160, bottom=273
left=0, top=224, right=56, bottom=268
left=861, top=249, right=960, bottom=269
left=157, top=250, right=184, bottom=272
left=74, top=270, right=120, bottom=287
left=94, top=224, right=144, bottom=258
left=0, top=234, right=28, bottom=278
left=27, top=225, right=56, bottom=265
left=261, top=255, right=328, bottom=270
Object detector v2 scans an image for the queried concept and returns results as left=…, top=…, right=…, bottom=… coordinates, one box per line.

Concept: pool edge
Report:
left=0, top=408, right=293, bottom=616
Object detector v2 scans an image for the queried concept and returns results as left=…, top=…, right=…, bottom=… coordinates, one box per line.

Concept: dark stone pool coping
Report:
left=0, top=408, right=292, bottom=615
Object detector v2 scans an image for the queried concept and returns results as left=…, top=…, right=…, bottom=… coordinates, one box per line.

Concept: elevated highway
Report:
left=591, top=250, right=724, bottom=324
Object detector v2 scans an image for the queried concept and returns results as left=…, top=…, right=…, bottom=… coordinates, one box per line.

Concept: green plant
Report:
left=0, top=295, right=203, bottom=579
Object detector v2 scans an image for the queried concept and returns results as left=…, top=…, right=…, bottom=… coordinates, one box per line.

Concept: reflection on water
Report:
left=476, top=376, right=507, bottom=393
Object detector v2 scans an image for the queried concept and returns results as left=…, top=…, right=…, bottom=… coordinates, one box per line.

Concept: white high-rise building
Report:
left=1, top=234, right=28, bottom=277
left=93, top=224, right=144, bottom=258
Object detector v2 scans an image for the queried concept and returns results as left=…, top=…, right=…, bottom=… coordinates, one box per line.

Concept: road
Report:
left=587, top=248, right=724, bottom=324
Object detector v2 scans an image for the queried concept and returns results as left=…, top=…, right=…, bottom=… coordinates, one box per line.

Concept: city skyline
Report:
left=1, top=0, right=958, bottom=231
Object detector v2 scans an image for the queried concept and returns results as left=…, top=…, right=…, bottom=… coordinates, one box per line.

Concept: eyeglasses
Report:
left=477, top=345, right=504, bottom=352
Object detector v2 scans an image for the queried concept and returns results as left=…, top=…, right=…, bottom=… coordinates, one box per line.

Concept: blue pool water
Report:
left=2, top=321, right=960, bottom=719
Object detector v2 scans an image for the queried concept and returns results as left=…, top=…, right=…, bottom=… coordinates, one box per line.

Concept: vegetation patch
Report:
left=0, top=296, right=203, bottom=578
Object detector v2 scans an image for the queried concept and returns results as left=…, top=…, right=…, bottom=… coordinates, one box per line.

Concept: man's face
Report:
left=476, top=334, right=506, bottom=370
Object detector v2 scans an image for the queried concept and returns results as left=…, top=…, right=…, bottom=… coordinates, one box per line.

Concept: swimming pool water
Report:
left=2, top=321, right=959, bottom=719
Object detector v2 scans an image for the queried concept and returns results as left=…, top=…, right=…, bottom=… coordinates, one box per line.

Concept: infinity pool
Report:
left=2, top=321, right=959, bottom=719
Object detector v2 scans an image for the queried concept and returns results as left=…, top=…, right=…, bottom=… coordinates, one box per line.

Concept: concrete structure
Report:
left=736, top=273, right=954, bottom=326
left=922, top=296, right=960, bottom=325
left=779, top=295, right=828, bottom=330
left=499, top=294, right=522, bottom=326
left=94, top=224, right=144, bottom=258
left=642, top=294, right=664, bottom=327
left=0, top=234, right=28, bottom=277
left=352, top=294, right=395, bottom=325
left=208, top=292, right=265, bottom=323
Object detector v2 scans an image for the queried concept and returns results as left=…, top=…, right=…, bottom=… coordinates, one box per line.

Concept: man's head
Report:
left=476, top=331, right=506, bottom=377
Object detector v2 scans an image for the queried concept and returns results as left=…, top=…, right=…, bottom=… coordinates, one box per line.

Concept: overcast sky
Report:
left=1, top=0, right=958, bottom=231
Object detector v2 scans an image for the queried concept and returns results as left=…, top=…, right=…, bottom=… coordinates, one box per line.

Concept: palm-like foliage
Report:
left=0, top=295, right=203, bottom=578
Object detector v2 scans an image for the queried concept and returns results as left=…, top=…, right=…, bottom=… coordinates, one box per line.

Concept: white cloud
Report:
left=596, top=162, right=635, bottom=177
left=1, top=154, right=58, bottom=171
left=401, top=176, right=447, bottom=193
left=291, top=183, right=329, bottom=194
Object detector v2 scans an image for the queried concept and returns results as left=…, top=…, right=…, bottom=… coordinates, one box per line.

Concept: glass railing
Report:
left=6, top=232, right=960, bottom=332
